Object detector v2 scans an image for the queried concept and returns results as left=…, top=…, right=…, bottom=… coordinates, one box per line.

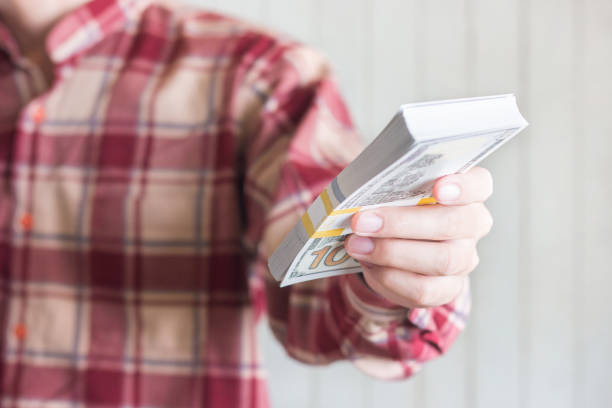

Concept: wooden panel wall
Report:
left=189, top=1, right=612, bottom=406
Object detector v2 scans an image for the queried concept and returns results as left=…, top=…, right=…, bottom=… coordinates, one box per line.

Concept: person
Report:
left=0, top=0, right=494, bottom=406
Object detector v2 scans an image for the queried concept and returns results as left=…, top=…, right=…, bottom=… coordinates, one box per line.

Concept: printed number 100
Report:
left=309, top=245, right=350, bottom=270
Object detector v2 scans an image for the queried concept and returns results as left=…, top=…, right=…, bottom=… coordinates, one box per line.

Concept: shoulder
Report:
left=136, top=1, right=331, bottom=86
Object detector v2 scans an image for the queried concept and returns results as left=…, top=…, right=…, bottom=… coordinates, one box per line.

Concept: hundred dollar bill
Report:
left=269, top=94, right=528, bottom=287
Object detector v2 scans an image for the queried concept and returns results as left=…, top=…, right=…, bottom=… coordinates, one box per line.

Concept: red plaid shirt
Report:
left=0, top=1, right=470, bottom=406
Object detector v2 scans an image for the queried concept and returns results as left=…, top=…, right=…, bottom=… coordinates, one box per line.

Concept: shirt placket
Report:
left=13, top=56, right=51, bottom=236
left=5, top=55, right=52, bottom=375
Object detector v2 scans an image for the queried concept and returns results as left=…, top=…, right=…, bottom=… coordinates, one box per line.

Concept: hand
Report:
left=344, top=167, right=493, bottom=309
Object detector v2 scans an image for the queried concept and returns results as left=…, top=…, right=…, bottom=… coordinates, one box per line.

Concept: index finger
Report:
left=433, top=166, right=493, bottom=205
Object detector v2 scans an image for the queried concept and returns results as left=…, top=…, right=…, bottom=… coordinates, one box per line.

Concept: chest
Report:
left=0, top=55, right=245, bottom=279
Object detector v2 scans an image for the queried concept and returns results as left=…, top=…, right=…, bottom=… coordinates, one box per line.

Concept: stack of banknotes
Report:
left=269, top=94, right=528, bottom=287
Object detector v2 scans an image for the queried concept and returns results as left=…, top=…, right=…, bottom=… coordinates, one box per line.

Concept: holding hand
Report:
left=345, top=167, right=494, bottom=309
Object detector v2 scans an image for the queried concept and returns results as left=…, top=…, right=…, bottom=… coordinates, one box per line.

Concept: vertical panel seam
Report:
left=464, top=0, right=478, bottom=406
left=570, top=1, right=586, bottom=407
left=517, top=0, right=532, bottom=406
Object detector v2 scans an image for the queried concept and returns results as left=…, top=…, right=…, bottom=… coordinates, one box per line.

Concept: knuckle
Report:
left=438, top=210, right=461, bottom=240
left=472, top=250, right=481, bottom=270
left=411, top=280, right=433, bottom=307
left=436, top=242, right=454, bottom=275
left=480, top=206, right=494, bottom=236
left=444, top=277, right=466, bottom=304
left=460, top=244, right=480, bottom=275
left=378, top=269, right=397, bottom=291
left=466, top=203, right=493, bottom=238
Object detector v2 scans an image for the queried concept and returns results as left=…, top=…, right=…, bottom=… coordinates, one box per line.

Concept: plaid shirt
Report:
left=0, top=0, right=470, bottom=406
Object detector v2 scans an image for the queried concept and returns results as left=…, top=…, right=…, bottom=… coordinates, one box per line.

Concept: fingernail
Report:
left=438, top=183, right=461, bottom=202
left=355, top=213, right=382, bottom=233
left=347, top=236, right=374, bottom=255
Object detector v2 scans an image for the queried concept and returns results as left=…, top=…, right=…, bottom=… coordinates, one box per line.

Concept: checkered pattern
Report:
left=0, top=0, right=470, bottom=406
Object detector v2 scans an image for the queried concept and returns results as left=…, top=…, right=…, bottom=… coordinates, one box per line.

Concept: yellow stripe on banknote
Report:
left=320, top=189, right=334, bottom=215
left=330, top=207, right=361, bottom=216
left=301, top=212, right=315, bottom=236
left=312, top=228, right=345, bottom=238
left=417, top=197, right=437, bottom=205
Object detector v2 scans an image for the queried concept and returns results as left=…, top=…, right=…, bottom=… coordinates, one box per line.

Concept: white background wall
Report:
left=186, top=1, right=612, bottom=407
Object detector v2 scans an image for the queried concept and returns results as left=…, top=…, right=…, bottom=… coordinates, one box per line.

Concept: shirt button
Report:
left=14, top=323, right=27, bottom=340
left=20, top=213, right=33, bottom=230
left=32, top=105, right=45, bottom=124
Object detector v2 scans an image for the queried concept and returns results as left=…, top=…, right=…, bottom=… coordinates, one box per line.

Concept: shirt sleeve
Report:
left=237, top=39, right=470, bottom=380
